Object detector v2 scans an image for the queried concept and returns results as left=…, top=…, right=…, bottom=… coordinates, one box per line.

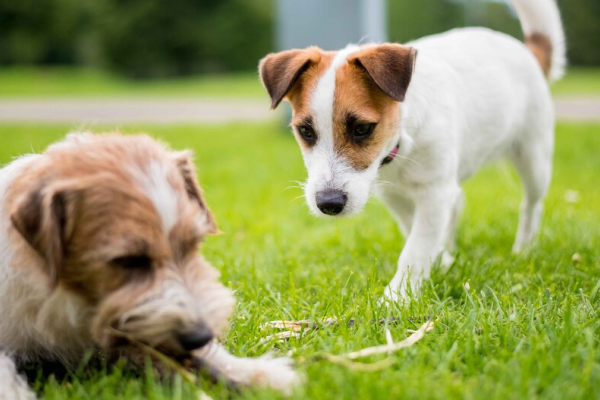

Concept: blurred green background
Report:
left=1, top=0, right=598, bottom=80
left=0, top=2, right=599, bottom=398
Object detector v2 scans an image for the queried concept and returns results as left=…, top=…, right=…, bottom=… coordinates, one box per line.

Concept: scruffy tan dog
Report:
left=0, top=133, right=299, bottom=399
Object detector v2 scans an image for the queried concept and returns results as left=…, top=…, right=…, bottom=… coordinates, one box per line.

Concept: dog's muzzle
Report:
left=316, top=189, right=348, bottom=215
left=177, top=324, right=214, bottom=352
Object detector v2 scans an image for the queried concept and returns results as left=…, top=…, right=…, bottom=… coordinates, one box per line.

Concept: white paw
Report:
left=512, top=241, right=524, bottom=254
left=249, top=355, right=302, bottom=395
left=380, top=285, right=408, bottom=306
left=197, top=343, right=302, bottom=395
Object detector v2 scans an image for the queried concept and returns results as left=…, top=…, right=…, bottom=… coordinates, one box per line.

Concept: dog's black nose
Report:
left=316, top=190, right=347, bottom=215
left=177, top=326, right=213, bottom=351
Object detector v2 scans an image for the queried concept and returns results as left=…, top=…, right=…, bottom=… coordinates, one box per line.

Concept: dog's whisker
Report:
left=283, top=185, right=304, bottom=192
left=291, top=194, right=306, bottom=202
left=283, top=180, right=307, bottom=192
left=374, top=180, right=397, bottom=189
left=392, top=154, right=421, bottom=166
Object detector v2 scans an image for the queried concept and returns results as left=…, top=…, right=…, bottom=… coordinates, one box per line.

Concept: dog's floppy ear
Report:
left=347, top=44, right=417, bottom=102
left=259, top=48, right=319, bottom=109
left=10, top=182, right=75, bottom=286
left=173, top=151, right=218, bottom=235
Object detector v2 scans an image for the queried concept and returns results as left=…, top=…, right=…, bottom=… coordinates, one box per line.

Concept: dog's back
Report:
left=393, top=0, right=565, bottom=182
left=402, top=27, right=551, bottom=181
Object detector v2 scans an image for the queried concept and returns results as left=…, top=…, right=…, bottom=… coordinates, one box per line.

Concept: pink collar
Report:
left=380, top=142, right=399, bottom=168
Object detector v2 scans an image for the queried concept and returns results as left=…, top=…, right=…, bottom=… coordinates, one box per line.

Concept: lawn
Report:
left=0, top=68, right=266, bottom=99
left=552, top=68, right=600, bottom=97
left=1, top=121, right=599, bottom=400
left=0, top=66, right=599, bottom=98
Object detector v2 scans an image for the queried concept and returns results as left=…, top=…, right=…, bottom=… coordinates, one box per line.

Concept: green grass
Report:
left=553, top=68, right=600, bottom=96
left=0, top=66, right=599, bottom=98
left=1, top=121, right=600, bottom=400
left=0, top=67, right=266, bottom=98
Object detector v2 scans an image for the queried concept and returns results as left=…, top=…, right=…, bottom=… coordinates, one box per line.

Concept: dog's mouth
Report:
left=102, top=327, right=231, bottom=386
left=105, top=326, right=214, bottom=361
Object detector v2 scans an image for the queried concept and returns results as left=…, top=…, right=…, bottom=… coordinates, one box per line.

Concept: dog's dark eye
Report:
left=296, top=125, right=316, bottom=143
left=111, top=255, right=152, bottom=270
left=353, top=123, right=376, bottom=139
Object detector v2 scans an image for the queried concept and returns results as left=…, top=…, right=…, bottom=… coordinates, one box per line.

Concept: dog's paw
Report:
left=247, top=355, right=302, bottom=395
left=197, top=344, right=302, bottom=395
left=379, top=285, right=408, bottom=306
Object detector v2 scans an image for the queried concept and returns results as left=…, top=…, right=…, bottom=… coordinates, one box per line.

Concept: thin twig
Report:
left=300, top=321, right=434, bottom=372
left=263, top=316, right=428, bottom=333
left=385, top=329, right=394, bottom=346
left=385, top=329, right=394, bottom=356
left=344, top=321, right=434, bottom=360
left=259, top=330, right=301, bottom=343
left=198, top=392, right=214, bottom=400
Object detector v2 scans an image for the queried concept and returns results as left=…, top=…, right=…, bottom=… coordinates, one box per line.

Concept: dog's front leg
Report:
left=384, top=184, right=460, bottom=302
left=193, top=342, right=300, bottom=395
left=0, top=353, right=37, bottom=400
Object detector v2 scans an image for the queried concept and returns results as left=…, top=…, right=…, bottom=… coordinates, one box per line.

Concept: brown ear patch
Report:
left=526, top=33, right=553, bottom=77
left=347, top=44, right=417, bottom=102
left=331, top=60, right=401, bottom=171
left=173, top=151, right=218, bottom=234
left=10, top=183, right=71, bottom=286
left=259, top=47, right=324, bottom=109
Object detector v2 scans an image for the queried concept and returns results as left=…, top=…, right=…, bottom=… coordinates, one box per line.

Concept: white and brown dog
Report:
left=0, top=133, right=298, bottom=399
left=259, top=0, right=565, bottom=301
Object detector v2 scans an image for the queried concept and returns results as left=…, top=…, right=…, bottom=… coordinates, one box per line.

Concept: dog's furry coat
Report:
left=259, top=0, right=565, bottom=300
left=0, top=133, right=298, bottom=399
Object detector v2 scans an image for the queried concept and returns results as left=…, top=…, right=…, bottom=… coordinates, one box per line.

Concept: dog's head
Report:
left=259, top=44, right=416, bottom=216
left=9, top=133, right=234, bottom=358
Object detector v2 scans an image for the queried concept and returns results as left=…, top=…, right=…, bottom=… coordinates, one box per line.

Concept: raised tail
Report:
left=509, top=0, right=566, bottom=82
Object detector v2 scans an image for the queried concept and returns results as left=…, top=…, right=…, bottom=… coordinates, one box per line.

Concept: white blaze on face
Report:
left=134, top=162, right=179, bottom=234
left=303, top=45, right=383, bottom=217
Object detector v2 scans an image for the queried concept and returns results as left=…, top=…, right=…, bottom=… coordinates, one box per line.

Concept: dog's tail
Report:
left=509, top=0, right=566, bottom=82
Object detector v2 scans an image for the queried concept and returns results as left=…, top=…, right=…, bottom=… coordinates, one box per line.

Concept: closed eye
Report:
left=111, top=255, right=152, bottom=270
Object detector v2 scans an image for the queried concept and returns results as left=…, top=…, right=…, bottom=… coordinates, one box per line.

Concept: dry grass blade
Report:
left=344, top=321, right=434, bottom=360
left=264, top=317, right=424, bottom=335
left=259, top=330, right=301, bottom=343
left=265, top=320, right=313, bottom=332
left=303, top=320, right=434, bottom=372
left=198, top=392, right=214, bottom=400
left=264, top=318, right=337, bottom=332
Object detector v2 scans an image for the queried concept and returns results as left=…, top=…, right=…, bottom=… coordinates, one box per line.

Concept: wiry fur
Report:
left=259, top=0, right=566, bottom=301
left=0, top=133, right=299, bottom=398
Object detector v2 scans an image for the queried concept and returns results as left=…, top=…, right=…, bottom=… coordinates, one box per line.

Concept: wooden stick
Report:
left=344, top=320, right=434, bottom=360
left=304, top=320, right=434, bottom=371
